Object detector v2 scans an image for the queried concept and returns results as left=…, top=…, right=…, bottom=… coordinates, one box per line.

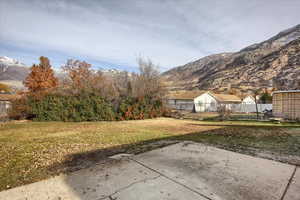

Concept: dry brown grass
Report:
left=0, top=118, right=220, bottom=191
left=0, top=118, right=299, bottom=191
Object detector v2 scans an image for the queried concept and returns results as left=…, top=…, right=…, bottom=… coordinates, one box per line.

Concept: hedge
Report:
left=11, top=93, right=166, bottom=122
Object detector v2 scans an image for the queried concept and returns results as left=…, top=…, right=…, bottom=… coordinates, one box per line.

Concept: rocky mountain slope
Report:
left=162, top=24, right=300, bottom=93
left=0, top=56, right=29, bottom=81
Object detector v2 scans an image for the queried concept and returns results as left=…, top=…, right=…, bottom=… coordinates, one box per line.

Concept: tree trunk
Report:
left=255, top=97, right=259, bottom=120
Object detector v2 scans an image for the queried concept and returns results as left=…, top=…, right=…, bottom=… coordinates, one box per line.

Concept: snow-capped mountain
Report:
left=0, top=56, right=29, bottom=88
left=0, top=56, right=25, bottom=66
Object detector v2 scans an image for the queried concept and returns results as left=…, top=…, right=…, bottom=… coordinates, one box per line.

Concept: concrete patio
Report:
left=0, top=142, right=299, bottom=200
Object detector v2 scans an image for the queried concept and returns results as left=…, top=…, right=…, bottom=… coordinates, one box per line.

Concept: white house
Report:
left=240, top=95, right=273, bottom=113
left=167, top=90, right=206, bottom=111
left=167, top=91, right=242, bottom=112
left=0, top=94, right=19, bottom=117
left=242, top=95, right=256, bottom=104
left=194, top=92, right=242, bottom=112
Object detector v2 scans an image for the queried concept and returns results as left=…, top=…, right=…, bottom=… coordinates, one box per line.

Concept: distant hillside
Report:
left=0, top=56, right=29, bottom=89
left=162, top=24, right=300, bottom=93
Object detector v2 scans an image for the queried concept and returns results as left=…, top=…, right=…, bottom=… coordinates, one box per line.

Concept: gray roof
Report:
left=272, top=90, right=300, bottom=94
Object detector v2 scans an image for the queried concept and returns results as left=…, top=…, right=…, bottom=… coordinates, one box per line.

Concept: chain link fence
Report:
left=167, top=102, right=273, bottom=120
left=168, top=102, right=272, bottom=113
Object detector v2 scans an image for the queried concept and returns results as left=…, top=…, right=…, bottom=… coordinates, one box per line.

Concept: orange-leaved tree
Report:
left=62, top=59, right=93, bottom=91
left=24, top=56, right=58, bottom=95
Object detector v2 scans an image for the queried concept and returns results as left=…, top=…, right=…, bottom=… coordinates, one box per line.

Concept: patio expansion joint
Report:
left=280, top=165, right=298, bottom=200
left=128, top=157, right=214, bottom=200
left=96, top=174, right=162, bottom=200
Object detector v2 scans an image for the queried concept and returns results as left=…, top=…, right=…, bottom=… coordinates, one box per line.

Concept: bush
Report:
left=9, top=93, right=167, bottom=122
left=8, top=97, right=31, bottom=120
left=11, top=57, right=168, bottom=122
left=115, top=96, right=166, bottom=120
left=27, top=93, right=116, bottom=122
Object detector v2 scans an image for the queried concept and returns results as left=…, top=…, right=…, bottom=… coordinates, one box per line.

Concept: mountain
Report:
left=0, top=56, right=130, bottom=89
left=162, top=24, right=300, bottom=93
left=0, top=56, right=29, bottom=88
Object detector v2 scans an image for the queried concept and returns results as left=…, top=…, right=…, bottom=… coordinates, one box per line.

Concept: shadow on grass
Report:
left=47, top=124, right=300, bottom=176
left=188, top=122, right=300, bottom=128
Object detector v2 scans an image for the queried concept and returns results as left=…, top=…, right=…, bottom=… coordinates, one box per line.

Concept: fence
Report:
left=167, top=102, right=272, bottom=113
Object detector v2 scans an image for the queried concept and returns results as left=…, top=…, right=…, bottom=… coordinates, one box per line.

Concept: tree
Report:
left=132, top=58, right=166, bottom=99
left=253, top=89, right=261, bottom=120
left=61, top=59, right=119, bottom=99
left=259, top=89, right=272, bottom=104
left=62, top=59, right=93, bottom=91
left=24, top=56, right=58, bottom=94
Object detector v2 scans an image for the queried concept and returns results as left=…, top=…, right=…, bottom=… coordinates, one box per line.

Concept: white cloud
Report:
left=0, top=0, right=300, bottom=71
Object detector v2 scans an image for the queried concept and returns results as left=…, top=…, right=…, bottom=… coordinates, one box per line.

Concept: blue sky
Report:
left=1, top=0, right=300, bottom=72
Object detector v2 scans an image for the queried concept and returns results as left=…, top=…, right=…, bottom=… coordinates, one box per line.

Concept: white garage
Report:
left=167, top=91, right=241, bottom=112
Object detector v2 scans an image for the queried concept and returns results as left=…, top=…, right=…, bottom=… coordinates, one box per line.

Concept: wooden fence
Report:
left=273, top=91, right=300, bottom=120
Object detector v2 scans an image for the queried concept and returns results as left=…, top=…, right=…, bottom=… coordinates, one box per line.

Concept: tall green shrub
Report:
left=28, top=93, right=115, bottom=122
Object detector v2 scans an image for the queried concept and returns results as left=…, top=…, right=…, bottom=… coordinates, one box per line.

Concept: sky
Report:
left=0, top=0, right=300, bottom=72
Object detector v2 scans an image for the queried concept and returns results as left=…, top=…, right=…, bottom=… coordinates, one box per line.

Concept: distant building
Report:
left=242, top=95, right=256, bottom=104
left=167, top=90, right=206, bottom=111
left=240, top=95, right=272, bottom=113
left=167, top=91, right=241, bottom=112
left=0, top=94, right=19, bottom=117
left=273, top=90, right=300, bottom=120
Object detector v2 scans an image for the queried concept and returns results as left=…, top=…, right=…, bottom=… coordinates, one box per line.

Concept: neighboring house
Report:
left=273, top=90, right=300, bottom=120
left=167, top=90, right=206, bottom=111
left=242, top=95, right=256, bottom=104
left=167, top=91, right=241, bottom=112
left=240, top=95, right=272, bottom=113
left=0, top=93, right=18, bottom=116
left=195, top=92, right=242, bottom=112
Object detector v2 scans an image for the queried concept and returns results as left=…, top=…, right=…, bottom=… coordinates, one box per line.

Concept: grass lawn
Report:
left=0, top=118, right=300, bottom=191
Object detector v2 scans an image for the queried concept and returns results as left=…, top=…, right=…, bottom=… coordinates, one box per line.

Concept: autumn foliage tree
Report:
left=62, top=59, right=93, bottom=91
left=61, top=59, right=119, bottom=100
left=24, top=56, right=58, bottom=95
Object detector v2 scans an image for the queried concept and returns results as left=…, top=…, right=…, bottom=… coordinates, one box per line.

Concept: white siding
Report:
left=0, top=101, right=11, bottom=116
left=236, top=104, right=272, bottom=113
left=168, top=99, right=194, bottom=111
left=194, top=93, right=218, bottom=112
left=242, top=96, right=255, bottom=104
left=167, top=99, right=176, bottom=105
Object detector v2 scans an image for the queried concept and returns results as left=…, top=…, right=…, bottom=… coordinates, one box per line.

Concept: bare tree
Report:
left=253, top=89, right=261, bottom=120
left=60, top=57, right=167, bottom=105
left=131, top=58, right=166, bottom=99
left=113, top=71, right=133, bottom=97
